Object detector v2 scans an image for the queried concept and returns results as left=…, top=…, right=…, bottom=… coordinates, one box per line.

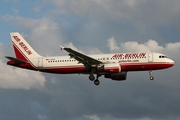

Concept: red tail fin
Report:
left=10, top=32, right=41, bottom=62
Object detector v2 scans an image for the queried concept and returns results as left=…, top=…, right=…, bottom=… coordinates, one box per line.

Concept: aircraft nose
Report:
left=168, top=59, right=175, bottom=67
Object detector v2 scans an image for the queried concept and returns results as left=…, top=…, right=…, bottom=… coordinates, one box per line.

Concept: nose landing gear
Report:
left=150, top=76, right=154, bottom=80
left=149, top=70, right=154, bottom=80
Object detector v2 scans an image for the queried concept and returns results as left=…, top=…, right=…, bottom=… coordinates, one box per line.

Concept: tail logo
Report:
left=13, top=36, right=32, bottom=55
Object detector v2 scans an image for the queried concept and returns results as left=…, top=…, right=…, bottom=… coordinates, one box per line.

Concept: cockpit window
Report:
left=159, top=55, right=168, bottom=58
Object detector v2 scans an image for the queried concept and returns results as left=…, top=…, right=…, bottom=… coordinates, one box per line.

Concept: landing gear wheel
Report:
left=89, top=75, right=95, bottom=81
left=150, top=76, right=154, bottom=80
left=149, top=70, right=154, bottom=81
left=94, top=80, right=100, bottom=86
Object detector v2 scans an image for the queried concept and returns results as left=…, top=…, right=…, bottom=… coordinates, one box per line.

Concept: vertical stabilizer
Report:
left=10, top=32, right=41, bottom=62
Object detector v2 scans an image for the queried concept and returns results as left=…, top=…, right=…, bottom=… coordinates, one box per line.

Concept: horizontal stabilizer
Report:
left=5, top=56, right=28, bottom=64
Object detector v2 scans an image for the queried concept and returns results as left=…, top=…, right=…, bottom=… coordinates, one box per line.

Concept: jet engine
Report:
left=104, top=72, right=127, bottom=81
left=98, top=63, right=121, bottom=73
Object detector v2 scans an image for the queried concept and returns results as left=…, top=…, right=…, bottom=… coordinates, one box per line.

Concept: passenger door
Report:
left=38, top=58, right=43, bottom=68
left=148, top=53, right=153, bottom=62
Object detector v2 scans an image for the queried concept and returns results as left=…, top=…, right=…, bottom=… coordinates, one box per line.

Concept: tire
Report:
left=150, top=76, right=154, bottom=80
left=89, top=75, right=95, bottom=81
left=94, top=80, right=100, bottom=86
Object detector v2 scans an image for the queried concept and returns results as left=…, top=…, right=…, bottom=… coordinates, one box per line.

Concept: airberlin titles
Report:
left=112, top=53, right=146, bottom=59
left=13, top=36, right=32, bottom=55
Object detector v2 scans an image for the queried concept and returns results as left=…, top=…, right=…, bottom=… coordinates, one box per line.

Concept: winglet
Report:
left=60, top=45, right=65, bottom=50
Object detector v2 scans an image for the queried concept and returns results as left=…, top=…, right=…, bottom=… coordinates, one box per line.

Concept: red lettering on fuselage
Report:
left=112, top=53, right=146, bottom=59
left=112, top=54, right=123, bottom=58
left=13, top=36, right=32, bottom=55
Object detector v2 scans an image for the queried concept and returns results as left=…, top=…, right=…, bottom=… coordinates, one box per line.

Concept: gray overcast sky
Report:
left=0, top=0, right=180, bottom=120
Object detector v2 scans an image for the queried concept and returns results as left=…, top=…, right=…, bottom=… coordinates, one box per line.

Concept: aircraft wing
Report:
left=61, top=46, right=102, bottom=65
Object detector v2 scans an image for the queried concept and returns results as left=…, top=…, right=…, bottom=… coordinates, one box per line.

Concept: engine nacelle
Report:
left=98, top=63, right=121, bottom=73
left=104, top=72, right=127, bottom=81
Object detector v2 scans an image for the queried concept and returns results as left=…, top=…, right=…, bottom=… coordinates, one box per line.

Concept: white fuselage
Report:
left=26, top=52, right=174, bottom=74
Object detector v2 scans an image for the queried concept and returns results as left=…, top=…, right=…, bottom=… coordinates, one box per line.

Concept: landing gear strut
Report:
left=149, top=70, right=154, bottom=80
left=89, top=68, right=96, bottom=81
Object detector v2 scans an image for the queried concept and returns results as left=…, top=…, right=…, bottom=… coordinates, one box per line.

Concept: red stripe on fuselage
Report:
left=7, top=61, right=37, bottom=71
left=121, top=62, right=174, bottom=71
left=38, top=62, right=173, bottom=74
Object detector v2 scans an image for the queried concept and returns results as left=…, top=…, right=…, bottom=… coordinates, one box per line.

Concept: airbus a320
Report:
left=6, top=32, right=174, bottom=85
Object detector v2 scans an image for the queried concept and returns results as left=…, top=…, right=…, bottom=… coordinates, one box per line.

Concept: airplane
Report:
left=5, top=32, right=174, bottom=85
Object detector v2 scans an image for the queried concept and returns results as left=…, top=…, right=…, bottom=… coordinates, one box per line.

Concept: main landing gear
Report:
left=149, top=70, right=154, bottom=80
left=88, top=68, right=101, bottom=86
left=89, top=74, right=101, bottom=86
